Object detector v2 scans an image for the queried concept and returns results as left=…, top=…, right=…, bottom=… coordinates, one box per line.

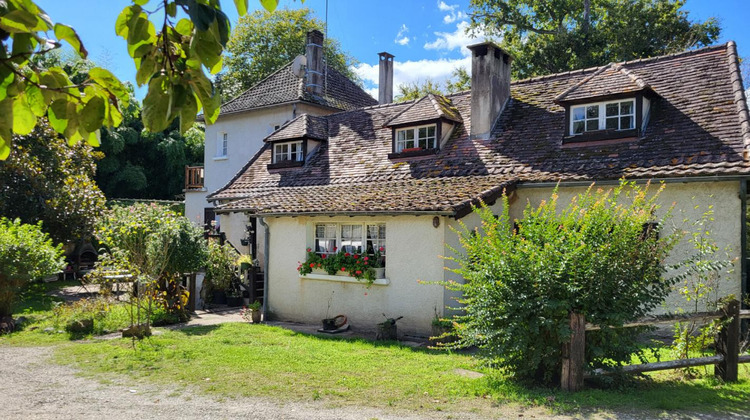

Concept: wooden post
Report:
left=561, top=312, right=586, bottom=391
left=716, top=299, right=740, bottom=382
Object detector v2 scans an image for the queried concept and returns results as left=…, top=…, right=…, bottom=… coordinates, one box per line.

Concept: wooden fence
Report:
left=561, top=299, right=750, bottom=391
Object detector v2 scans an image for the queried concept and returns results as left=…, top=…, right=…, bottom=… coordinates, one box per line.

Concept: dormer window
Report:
left=571, top=99, right=635, bottom=135
left=273, top=141, right=303, bottom=164
left=395, top=124, right=437, bottom=153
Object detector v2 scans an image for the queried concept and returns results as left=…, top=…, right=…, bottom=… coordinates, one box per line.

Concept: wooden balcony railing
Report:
left=185, top=165, right=204, bottom=190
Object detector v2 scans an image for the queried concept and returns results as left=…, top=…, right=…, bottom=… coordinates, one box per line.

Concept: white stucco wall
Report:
left=185, top=103, right=335, bottom=226
left=265, top=215, right=446, bottom=336
left=510, top=181, right=742, bottom=313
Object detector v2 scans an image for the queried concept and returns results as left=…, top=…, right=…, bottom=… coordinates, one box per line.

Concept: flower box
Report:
left=302, top=268, right=389, bottom=286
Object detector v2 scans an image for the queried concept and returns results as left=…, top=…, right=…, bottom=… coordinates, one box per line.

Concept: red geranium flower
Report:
left=355, top=270, right=362, bottom=275
left=354, top=254, right=359, bottom=259
left=341, top=267, right=346, bottom=271
left=363, top=256, right=369, bottom=261
left=379, top=247, right=384, bottom=252
left=321, top=254, right=327, bottom=259
left=364, top=261, right=368, bottom=265
left=333, top=246, right=338, bottom=251
left=309, top=263, right=315, bottom=268
left=306, top=247, right=311, bottom=252
left=345, top=252, right=350, bottom=257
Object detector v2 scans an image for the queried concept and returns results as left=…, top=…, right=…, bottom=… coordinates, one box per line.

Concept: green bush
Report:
left=0, top=218, right=63, bottom=318
left=447, top=181, right=680, bottom=385
left=95, top=203, right=207, bottom=325
left=205, top=242, right=239, bottom=292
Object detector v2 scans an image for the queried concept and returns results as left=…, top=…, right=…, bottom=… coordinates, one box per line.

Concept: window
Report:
left=314, top=222, right=386, bottom=261
left=215, top=132, right=228, bottom=158
left=571, top=99, right=635, bottom=135
left=273, top=141, right=303, bottom=163
left=395, top=124, right=437, bottom=153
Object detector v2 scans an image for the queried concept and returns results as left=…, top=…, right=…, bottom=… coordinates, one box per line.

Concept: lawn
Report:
left=4, top=280, right=750, bottom=417
left=55, top=322, right=750, bottom=417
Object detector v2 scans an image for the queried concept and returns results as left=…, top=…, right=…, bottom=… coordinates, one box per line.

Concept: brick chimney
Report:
left=305, top=30, right=325, bottom=97
left=467, top=42, right=512, bottom=139
left=378, top=52, right=394, bottom=104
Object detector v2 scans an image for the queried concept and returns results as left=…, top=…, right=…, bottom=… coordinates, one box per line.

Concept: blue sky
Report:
left=36, top=0, right=750, bottom=100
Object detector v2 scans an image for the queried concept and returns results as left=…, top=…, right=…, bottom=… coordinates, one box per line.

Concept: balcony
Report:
left=185, top=165, right=204, bottom=190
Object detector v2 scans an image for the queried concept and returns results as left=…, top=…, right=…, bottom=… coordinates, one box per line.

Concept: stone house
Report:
left=208, top=41, right=750, bottom=336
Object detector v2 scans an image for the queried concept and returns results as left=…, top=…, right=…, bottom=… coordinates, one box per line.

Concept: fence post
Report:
left=561, top=312, right=586, bottom=391
left=715, top=299, right=740, bottom=382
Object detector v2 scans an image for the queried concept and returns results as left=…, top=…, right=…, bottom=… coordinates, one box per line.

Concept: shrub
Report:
left=205, top=242, right=239, bottom=292
left=446, top=181, right=680, bottom=385
left=95, top=203, right=207, bottom=328
left=0, top=218, right=63, bottom=319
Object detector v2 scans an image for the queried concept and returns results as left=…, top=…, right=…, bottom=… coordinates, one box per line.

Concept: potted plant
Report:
left=226, top=288, right=243, bottom=307
left=236, top=254, right=253, bottom=272
left=297, top=246, right=386, bottom=286
left=241, top=301, right=262, bottom=323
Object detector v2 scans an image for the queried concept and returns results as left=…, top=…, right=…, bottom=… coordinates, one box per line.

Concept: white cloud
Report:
left=424, top=21, right=485, bottom=56
left=394, top=24, right=410, bottom=46
left=437, top=1, right=457, bottom=12
left=353, top=56, right=472, bottom=98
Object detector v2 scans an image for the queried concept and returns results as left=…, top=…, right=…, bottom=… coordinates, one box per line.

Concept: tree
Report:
left=0, top=119, right=106, bottom=244
left=96, top=86, right=204, bottom=200
left=0, top=0, right=278, bottom=160
left=0, top=218, right=63, bottom=324
left=220, top=8, right=359, bottom=100
left=395, top=67, right=471, bottom=102
left=468, top=0, right=721, bottom=78
left=446, top=181, right=680, bottom=385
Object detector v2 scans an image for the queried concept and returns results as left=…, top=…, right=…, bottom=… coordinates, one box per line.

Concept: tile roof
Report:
left=212, top=43, right=750, bottom=217
left=385, top=94, right=463, bottom=126
left=555, top=63, right=650, bottom=103
left=219, top=62, right=377, bottom=115
left=264, top=114, right=328, bottom=142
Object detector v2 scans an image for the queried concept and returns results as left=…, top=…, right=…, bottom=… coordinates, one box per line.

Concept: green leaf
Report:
left=89, top=67, right=129, bottom=105
left=10, top=32, right=35, bottom=66
left=187, top=69, right=219, bottom=124
left=179, top=91, right=198, bottom=133
left=0, top=67, right=14, bottom=101
left=81, top=95, right=105, bottom=133
left=0, top=98, right=12, bottom=160
left=186, top=1, right=216, bottom=32
left=135, top=52, right=157, bottom=86
left=0, top=8, right=44, bottom=33
left=166, top=1, right=177, bottom=17
left=24, top=83, right=46, bottom=117
left=54, top=23, right=88, bottom=59
left=142, top=75, right=172, bottom=132
left=47, top=99, right=71, bottom=134
left=115, top=5, right=141, bottom=38
left=12, top=93, right=36, bottom=135
left=133, top=0, right=149, bottom=5
left=174, top=18, right=193, bottom=36
left=259, top=0, right=278, bottom=13
left=191, top=29, right=222, bottom=74
left=233, top=0, right=248, bottom=16
left=84, top=129, right=100, bottom=147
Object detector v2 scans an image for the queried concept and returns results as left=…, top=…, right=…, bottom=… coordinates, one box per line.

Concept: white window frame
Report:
left=570, top=98, right=635, bottom=135
left=214, top=132, right=228, bottom=158
left=395, top=124, right=437, bottom=153
left=314, top=222, right=386, bottom=261
left=272, top=140, right=304, bottom=164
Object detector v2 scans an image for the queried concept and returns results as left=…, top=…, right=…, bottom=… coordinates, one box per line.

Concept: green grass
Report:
left=54, top=322, right=750, bottom=417
left=5, top=280, right=750, bottom=416
left=0, top=280, right=163, bottom=346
